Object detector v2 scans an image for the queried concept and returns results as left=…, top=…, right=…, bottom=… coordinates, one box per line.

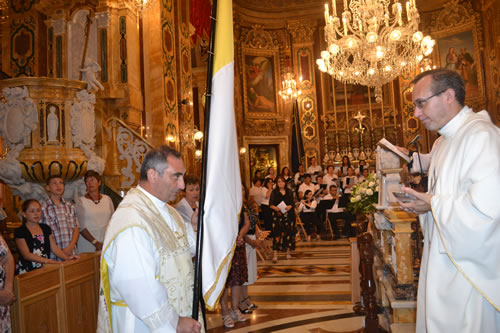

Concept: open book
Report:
left=378, top=138, right=411, bottom=162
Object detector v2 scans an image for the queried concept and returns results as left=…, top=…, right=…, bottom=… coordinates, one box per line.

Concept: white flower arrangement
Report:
left=347, top=173, right=379, bottom=215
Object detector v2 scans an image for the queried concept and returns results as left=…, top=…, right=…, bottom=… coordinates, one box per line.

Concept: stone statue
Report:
left=80, top=58, right=104, bottom=92
left=47, top=106, right=59, bottom=142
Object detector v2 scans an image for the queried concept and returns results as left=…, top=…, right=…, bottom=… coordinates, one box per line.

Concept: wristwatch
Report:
left=92, top=239, right=98, bottom=245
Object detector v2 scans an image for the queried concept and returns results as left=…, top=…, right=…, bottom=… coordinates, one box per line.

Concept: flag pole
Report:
left=192, top=0, right=219, bottom=320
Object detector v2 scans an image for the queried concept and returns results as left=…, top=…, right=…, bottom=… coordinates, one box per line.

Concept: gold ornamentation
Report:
left=242, top=24, right=276, bottom=49
left=287, top=20, right=317, bottom=44
left=243, top=119, right=285, bottom=136
left=429, top=0, right=474, bottom=32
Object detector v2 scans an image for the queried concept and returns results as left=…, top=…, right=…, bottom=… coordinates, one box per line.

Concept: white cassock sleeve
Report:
left=430, top=129, right=500, bottom=308
left=105, top=227, right=179, bottom=332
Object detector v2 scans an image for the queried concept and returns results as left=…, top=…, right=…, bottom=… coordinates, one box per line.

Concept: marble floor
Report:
left=205, top=238, right=366, bottom=332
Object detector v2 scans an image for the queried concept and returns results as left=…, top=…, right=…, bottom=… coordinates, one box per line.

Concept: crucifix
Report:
left=353, top=111, right=366, bottom=132
left=353, top=111, right=367, bottom=155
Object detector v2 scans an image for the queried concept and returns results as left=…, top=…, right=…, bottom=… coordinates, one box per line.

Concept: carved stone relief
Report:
left=0, top=86, right=38, bottom=158
left=70, top=89, right=105, bottom=174
left=0, top=86, right=46, bottom=200
left=70, top=90, right=96, bottom=150
left=117, top=127, right=150, bottom=187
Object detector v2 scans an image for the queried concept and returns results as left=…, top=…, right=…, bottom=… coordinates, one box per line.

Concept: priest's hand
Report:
left=176, top=317, right=201, bottom=333
left=398, top=186, right=432, bottom=215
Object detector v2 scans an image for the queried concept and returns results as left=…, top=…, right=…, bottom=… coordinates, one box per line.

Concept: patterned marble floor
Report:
left=206, top=238, right=365, bottom=332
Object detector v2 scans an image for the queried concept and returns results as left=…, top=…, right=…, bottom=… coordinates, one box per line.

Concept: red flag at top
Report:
left=190, top=0, right=212, bottom=43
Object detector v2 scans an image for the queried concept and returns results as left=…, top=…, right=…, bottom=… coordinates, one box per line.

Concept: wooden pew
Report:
left=11, top=252, right=100, bottom=333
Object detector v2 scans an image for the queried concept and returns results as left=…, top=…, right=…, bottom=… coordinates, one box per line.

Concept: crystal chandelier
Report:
left=316, top=0, right=435, bottom=102
left=131, top=0, right=154, bottom=16
left=278, top=73, right=302, bottom=100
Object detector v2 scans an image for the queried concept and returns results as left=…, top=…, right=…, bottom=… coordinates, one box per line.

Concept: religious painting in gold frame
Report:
left=432, top=22, right=485, bottom=104
left=242, top=48, right=281, bottom=118
left=249, top=144, right=279, bottom=181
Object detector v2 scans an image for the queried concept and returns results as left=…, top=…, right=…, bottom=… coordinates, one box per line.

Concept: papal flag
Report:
left=202, top=0, right=242, bottom=310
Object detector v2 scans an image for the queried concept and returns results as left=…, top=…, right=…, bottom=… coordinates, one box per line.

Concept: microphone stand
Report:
left=408, top=141, right=427, bottom=193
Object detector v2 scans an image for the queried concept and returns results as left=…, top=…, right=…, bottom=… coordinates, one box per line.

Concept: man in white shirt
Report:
left=294, top=163, right=306, bottom=185
left=322, top=185, right=348, bottom=239
left=400, top=69, right=500, bottom=333
left=307, top=157, right=323, bottom=182
left=298, top=174, right=318, bottom=200
left=98, top=146, right=202, bottom=333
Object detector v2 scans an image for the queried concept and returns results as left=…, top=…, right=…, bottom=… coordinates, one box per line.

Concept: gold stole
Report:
left=99, top=188, right=200, bottom=332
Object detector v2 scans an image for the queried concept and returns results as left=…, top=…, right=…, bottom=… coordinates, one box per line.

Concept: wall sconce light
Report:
left=239, top=147, right=247, bottom=155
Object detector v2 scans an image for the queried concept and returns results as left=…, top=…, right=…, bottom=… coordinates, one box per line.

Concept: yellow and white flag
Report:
left=202, top=0, right=242, bottom=310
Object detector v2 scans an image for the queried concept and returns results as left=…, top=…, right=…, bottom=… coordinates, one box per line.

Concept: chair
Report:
left=295, top=215, right=308, bottom=241
left=325, top=213, right=347, bottom=239
left=324, top=214, right=334, bottom=239
left=255, top=230, right=271, bottom=263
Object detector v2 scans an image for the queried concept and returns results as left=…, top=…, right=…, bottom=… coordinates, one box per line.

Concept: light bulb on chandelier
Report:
left=317, top=0, right=435, bottom=102
left=278, top=72, right=302, bottom=100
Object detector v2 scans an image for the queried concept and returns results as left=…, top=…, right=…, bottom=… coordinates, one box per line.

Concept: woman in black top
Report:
left=269, top=176, right=296, bottom=263
left=339, top=155, right=352, bottom=177
left=15, top=199, right=77, bottom=274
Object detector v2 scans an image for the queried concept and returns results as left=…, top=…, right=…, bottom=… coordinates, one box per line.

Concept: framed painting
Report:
left=249, top=144, right=279, bottom=181
left=242, top=48, right=280, bottom=118
left=433, top=24, right=484, bottom=102
left=321, top=73, right=392, bottom=112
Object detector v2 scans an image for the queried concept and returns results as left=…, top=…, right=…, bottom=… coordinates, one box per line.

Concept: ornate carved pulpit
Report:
left=371, top=144, right=419, bottom=332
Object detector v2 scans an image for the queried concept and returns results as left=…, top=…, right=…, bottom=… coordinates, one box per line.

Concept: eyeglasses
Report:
left=413, top=89, right=447, bottom=109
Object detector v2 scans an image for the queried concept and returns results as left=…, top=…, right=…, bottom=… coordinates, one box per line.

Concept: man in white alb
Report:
left=97, top=146, right=202, bottom=333
left=399, top=69, right=500, bottom=332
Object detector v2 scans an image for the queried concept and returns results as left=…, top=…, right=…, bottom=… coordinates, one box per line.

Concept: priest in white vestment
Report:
left=97, top=146, right=202, bottom=333
left=400, top=69, right=500, bottom=333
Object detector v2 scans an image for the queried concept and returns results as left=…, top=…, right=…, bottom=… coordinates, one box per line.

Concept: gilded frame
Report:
left=241, top=48, right=281, bottom=118
left=432, top=22, right=485, bottom=105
